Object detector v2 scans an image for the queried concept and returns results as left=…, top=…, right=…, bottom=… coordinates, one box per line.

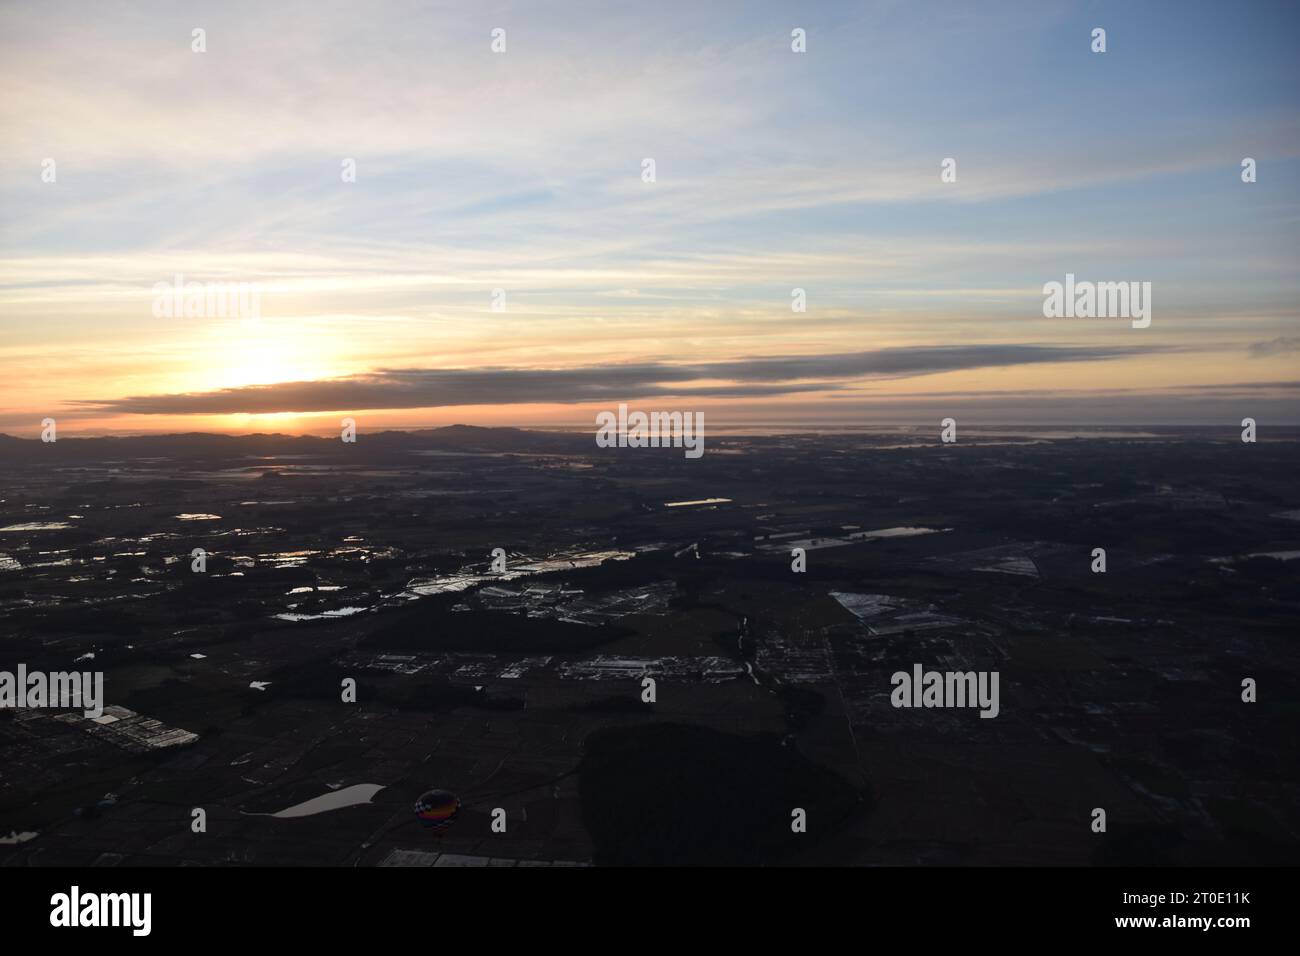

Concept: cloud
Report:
left=1247, top=336, right=1300, bottom=357
left=76, top=344, right=1168, bottom=415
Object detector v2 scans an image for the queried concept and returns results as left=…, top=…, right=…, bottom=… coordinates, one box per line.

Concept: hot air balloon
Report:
left=414, top=789, right=460, bottom=831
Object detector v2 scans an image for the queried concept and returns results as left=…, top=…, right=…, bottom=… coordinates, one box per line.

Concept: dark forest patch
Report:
left=578, top=722, right=864, bottom=865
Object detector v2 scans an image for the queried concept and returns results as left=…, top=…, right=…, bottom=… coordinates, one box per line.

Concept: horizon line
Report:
left=4, top=421, right=1299, bottom=442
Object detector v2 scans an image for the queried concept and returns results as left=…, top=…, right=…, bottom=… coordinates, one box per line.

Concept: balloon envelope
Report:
left=414, top=789, right=460, bottom=830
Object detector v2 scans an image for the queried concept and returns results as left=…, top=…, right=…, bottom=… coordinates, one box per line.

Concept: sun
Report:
left=196, top=318, right=345, bottom=391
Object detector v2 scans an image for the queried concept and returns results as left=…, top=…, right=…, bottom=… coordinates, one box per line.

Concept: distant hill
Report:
left=0, top=425, right=588, bottom=463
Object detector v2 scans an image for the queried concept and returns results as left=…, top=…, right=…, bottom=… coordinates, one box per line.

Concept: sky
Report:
left=1, top=0, right=1298, bottom=435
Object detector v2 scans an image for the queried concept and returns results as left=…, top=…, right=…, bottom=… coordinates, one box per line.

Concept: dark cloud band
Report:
left=76, top=344, right=1170, bottom=416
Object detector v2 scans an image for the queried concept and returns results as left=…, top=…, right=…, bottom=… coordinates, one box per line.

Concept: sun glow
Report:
left=195, top=319, right=350, bottom=392
left=229, top=411, right=304, bottom=432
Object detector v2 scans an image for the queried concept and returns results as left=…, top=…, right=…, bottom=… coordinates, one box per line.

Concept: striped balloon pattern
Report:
left=413, top=790, right=461, bottom=830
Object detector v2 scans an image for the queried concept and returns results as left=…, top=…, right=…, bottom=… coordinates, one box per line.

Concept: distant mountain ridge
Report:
left=0, top=425, right=588, bottom=462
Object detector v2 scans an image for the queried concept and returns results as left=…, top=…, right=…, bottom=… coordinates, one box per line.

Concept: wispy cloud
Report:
left=1248, top=336, right=1300, bottom=358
